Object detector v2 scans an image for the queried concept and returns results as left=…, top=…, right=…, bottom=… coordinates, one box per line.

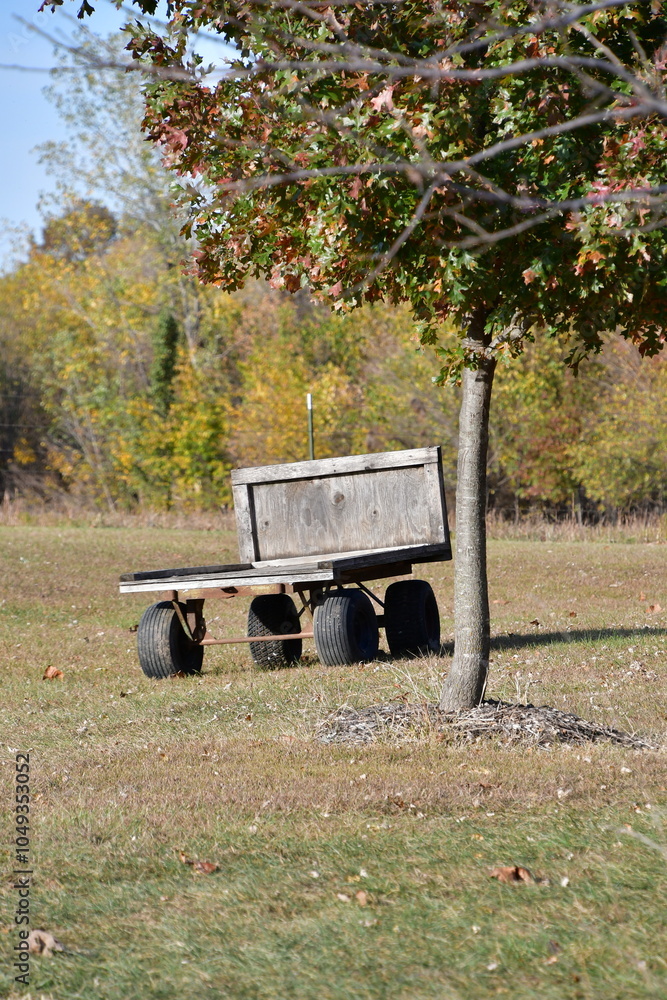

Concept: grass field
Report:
left=1, top=525, right=666, bottom=1000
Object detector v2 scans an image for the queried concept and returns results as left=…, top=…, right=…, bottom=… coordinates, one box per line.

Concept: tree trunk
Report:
left=439, top=310, right=495, bottom=712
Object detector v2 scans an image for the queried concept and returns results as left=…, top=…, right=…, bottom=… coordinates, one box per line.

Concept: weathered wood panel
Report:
left=233, top=483, right=259, bottom=563
left=231, top=446, right=438, bottom=486
left=248, top=464, right=445, bottom=560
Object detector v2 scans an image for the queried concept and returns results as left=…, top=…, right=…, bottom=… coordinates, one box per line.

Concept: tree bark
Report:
left=439, top=310, right=495, bottom=712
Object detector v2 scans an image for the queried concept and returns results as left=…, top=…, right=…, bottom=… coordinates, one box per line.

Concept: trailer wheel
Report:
left=384, top=580, right=440, bottom=658
left=314, top=589, right=379, bottom=666
left=136, top=601, right=204, bottom=679
left=248, top=594, right=302, bottom=669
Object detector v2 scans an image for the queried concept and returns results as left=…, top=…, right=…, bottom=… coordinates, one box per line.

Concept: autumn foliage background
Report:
left=2, top=31, right=667, bottom=521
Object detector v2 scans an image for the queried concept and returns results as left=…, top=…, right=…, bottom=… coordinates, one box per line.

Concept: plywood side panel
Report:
left=250, top=464, right=445, bottom=561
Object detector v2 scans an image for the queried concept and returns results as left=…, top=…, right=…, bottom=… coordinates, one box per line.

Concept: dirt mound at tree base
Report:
left=317, top=700, right=660, bottom=749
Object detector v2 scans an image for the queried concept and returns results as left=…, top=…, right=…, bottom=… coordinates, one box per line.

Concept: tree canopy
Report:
left=45, top=0, right=667, bottom=372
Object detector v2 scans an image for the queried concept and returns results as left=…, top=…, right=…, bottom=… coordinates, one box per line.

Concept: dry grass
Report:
left=1, top=526, right=666, bottom=999
left=486, top=509, right=667, bottom=544
left=0, top=492, right=235, bottom=530
left=3, top=491, right=667, bottom=542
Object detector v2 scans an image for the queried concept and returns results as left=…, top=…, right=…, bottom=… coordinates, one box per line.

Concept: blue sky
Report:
left=0, top=1, right=158, bottom=265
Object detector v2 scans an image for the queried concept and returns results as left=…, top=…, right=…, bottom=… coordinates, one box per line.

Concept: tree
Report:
left=45, top=1, right=667, bottom=708
left=38, top=200, right=117, bottom=261
left=150, top=310, right=181, bottom=416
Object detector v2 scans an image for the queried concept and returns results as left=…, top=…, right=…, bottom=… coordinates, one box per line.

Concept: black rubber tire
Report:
left=248, top=594, right=302, bottom=669
left=384, top=580, right=440, bottom=658
left=313, top=589, right=379, bottom=666
left=136, top=601, right=204, bottom=679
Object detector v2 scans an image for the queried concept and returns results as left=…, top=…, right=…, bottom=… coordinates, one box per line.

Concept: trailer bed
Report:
left=120, top=446, right=452, bottom=676
left=119, top=542, right=451, bottom=594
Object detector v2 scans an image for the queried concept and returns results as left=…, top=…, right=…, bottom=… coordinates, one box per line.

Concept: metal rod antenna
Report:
left=306, top=393, right=315, bottom=461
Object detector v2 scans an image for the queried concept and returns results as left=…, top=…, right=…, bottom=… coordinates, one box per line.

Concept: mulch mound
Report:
left=317, top=700, right=660, bottom=749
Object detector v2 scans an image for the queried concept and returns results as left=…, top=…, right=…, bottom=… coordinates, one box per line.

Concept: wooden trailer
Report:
left=119, top=446, right=452, bottom=678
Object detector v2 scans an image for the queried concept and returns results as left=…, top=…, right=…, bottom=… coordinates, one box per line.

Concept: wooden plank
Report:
left=250, top=464, right=444, bottom=561
left=231, top=446, right=440, bottom=486
left=422, top=457, right=450, bottom=544
left=118, top=568, right=337, bottom=594
left=160, top=585, right=293, bottom=601
left=118, top=542, right=450, bottom=596
left=329, top=543, right=451, bottom=573
left=233, top=482, right=258, bottom=563
left=120, top=562, right=253, bottom=583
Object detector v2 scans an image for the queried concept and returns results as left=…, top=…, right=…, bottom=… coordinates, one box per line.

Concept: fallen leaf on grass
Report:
left=169, top=670, right=187, bottom=679
left=193, top=860, right=218, bottom=874
left=545, top=940, right=561, bottom=963
left=569, top=611, right=577, bottom=618
left=42, top=665, right=63, bottom=680
left=178, top=851, right=218, bottom=874
left=646, top=603, right=662, bottom=614
left=355, top=890, right=368, bottom=906
left=489, top=865, right=535, bottom=884
left=529, top=619, right=540, bottom=627
left=28, top=930, right=64, bottom=956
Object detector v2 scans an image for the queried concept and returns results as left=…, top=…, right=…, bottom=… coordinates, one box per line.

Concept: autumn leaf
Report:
left=42, top=665, right=64, bottom=680
left=369, top=86, right=395, bottom=112
left=489, top=865, right=535, bottom=884
left=178, top=851, right=218, bottom=873
left=646, top=603, right=662, bottom=614
left=28, top=930, right=65, bottom=956
left=193, top=860, right=218, bottom=874
left=526, top=38, right=540, bottom=59
left=522, top=268, right=537, bottom=284
left=355, top=890, right=368, bottom=906
left=529, top=619, right=540, bottom=627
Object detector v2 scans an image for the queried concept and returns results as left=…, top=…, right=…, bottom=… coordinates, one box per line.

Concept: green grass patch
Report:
left=1, top=527, right=666, bottom=999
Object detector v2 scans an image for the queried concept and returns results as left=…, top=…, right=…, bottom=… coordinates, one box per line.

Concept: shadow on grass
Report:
left=200, top=628, right=667, bottom=672
left=434, top=626, right=667, bottom=658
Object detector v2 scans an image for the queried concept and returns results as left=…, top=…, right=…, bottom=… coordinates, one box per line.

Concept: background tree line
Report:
left=2, top=21, right=666, bottom=520
left=2, top=202, right=666, bottom=519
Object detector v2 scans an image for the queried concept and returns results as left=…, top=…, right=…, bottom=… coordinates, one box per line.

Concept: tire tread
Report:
left=137, top=601, right=204, bottom=678
left=384, top=580, right=440, bottom=658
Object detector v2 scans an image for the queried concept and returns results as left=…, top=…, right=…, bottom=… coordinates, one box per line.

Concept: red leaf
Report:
left=490, top=865, right=535, bottom=884
left=42, top=665, right=64, bottom=680
left=370, top=86, right=395, bottom=113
